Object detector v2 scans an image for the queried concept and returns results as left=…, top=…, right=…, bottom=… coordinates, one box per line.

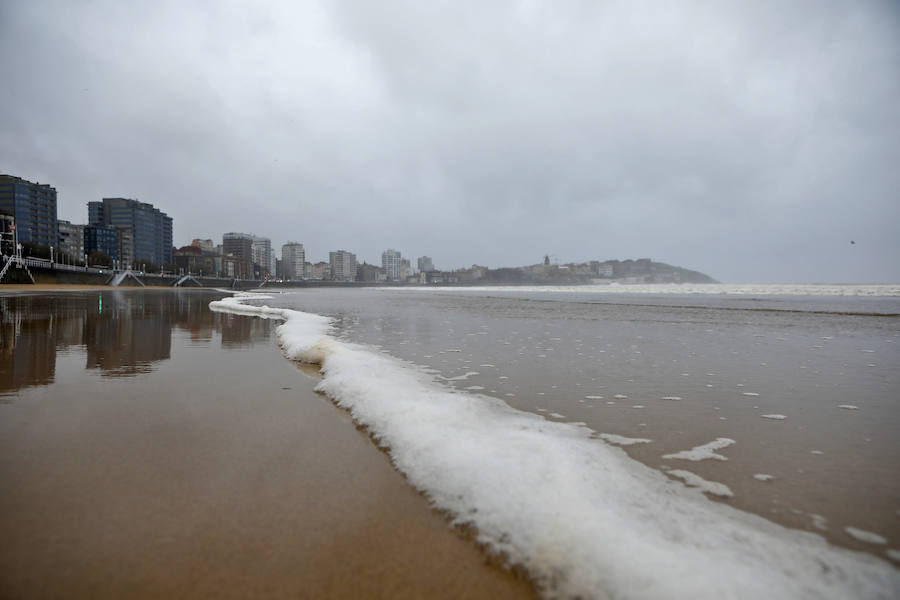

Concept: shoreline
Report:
left=213, top=289, right=900, bottom=597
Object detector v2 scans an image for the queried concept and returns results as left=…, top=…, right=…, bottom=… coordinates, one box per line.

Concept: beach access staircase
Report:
left=108, top=270, right=146, bottom=287
left=0, top=254, right=36, bottom=283
left=173, top=275, right=201, bottom=287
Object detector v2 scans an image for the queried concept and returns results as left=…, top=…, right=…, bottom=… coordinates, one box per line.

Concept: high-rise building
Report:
left=84, top=225, right=119, bottom=263
left=400, top=258, right=411, bottom=281
left=222, top=232, right=253, bottom=262
left=274, top=258, right=283, bottom=280
left=417, top=256, right=434, bottom=272
left=251, top=235, right=274, bottom=278
left=0, top=214, right=14, bottom=255
left=57, top=220, right=85, bottom=263
left=88, top=197, right=172, bottom=266
left=281, top=242, right=305, bottom=280
left=222, top=232, right=253, bottom=278
left=0, top=175, right=58, bottom=248
left=309, top=261, right=330, bottom=280
left=382, top=249, right=402, bottom=281
left=329, top=250, right=357, bottom=282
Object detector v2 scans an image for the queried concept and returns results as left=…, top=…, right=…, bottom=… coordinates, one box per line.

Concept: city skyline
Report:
left=0, top=174, right=495, bottom=274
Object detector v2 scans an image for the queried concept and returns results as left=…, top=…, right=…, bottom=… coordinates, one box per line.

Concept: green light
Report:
left=99, top=295, right=102, bottom=314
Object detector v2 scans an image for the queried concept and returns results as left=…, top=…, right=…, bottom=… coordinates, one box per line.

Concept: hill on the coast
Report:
left=452, top=258, right=717, bottom=285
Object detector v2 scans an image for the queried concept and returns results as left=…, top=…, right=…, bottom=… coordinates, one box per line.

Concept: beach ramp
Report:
left=173, top=275, right=202, bottom=287
left=108, top=271, right=145, bottom=287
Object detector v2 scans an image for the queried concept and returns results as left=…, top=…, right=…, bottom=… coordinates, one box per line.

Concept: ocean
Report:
left=212, top=284, right=900, bottom=598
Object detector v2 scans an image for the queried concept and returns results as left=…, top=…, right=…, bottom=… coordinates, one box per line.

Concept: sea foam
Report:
left=663, top=438, right=735, bottom=462
left=210, top=293, right=899, bottom=600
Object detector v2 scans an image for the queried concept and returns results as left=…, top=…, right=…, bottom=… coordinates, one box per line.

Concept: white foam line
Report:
left=597, top=433, right=652, bottom=446
left=442, top=371, right=480, bottom=381
left=664, top=438, right=735, bottom=462
left=210, top=293, right=899, bottom=600
left=667, top=470, right=733, bottom=498
left=845, top=527, right=888, bottom=545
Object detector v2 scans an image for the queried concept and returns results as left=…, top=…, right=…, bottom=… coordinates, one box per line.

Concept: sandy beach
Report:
left=0, top=288, right=535, bottom=599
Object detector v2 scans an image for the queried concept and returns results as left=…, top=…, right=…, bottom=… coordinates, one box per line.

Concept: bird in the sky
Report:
left=850, top=240, right=856, bottom=245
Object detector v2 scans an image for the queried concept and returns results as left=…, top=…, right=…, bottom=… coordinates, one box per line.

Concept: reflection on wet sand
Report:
left=0, top=289, right=271, bottom=395
left=0, top=288, right=534, bottom=599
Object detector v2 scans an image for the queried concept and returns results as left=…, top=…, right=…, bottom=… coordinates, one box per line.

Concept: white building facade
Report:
left=281, top=242, right=306, bottom=280
left=417, top=256, right=434, bottom=272
left=382, top=248, right=402, bottom=281
left=329, top=250, right=357, bottom=282
left=251, top=236, right=274, bottom=278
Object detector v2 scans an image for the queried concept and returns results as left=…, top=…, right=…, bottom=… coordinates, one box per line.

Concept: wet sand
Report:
left=0, top=289, right=536, bottom=599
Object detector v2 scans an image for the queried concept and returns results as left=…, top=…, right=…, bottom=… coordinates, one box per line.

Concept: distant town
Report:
left=1, top=174, right=716, bottom=285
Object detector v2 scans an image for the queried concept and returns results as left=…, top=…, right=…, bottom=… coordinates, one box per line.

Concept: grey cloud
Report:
left=2, top=0, right=898, bottom=281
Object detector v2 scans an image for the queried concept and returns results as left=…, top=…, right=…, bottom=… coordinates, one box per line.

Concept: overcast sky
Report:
left=2, top=0, right=898, bottom=282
